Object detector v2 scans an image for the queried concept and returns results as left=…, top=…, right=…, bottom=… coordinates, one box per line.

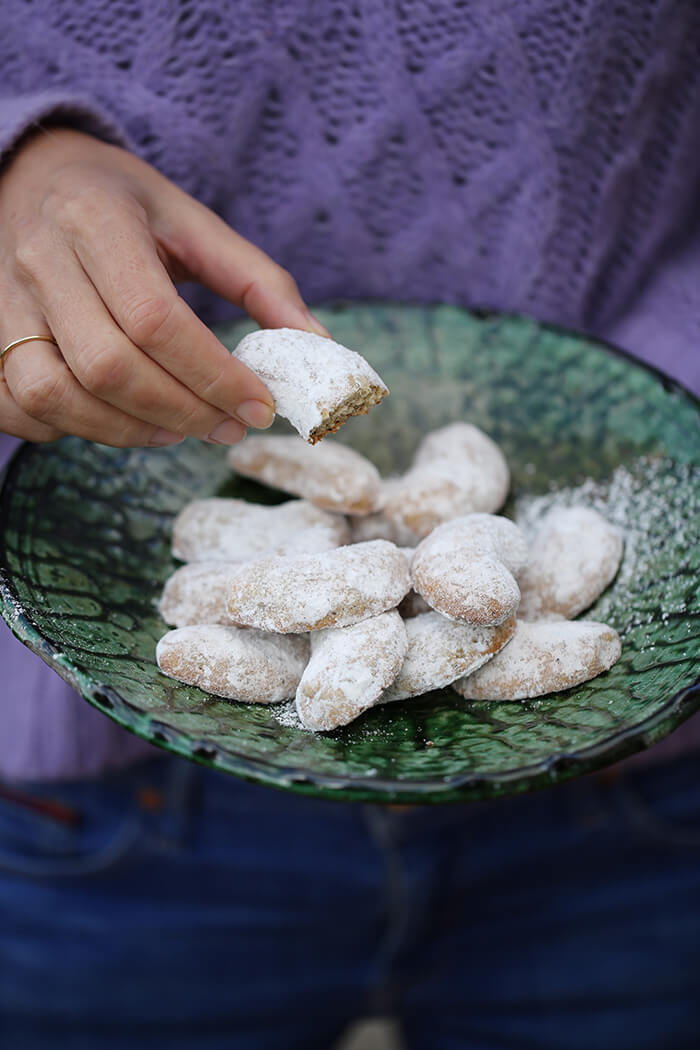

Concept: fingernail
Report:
left=149, top=429, right=185, bottom=447
left=208, top=419, right=247, bottom=445
left=236, top=399, right=275, bottom=429
left=304, top=311, right=331, bottom=338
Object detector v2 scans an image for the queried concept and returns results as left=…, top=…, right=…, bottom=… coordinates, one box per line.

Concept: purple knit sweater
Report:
left=1, top=1, right=699, bottom=781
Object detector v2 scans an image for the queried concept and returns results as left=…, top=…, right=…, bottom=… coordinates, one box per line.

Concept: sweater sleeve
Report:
left=0, top=0, right=145, bottom=168
left=0, top=89, right=131, bottom=163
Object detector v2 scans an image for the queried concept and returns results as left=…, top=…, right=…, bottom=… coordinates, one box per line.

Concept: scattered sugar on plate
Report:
left=514, top=456, right=697, bottom=637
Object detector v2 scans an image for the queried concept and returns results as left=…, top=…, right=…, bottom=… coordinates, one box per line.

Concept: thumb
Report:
left=151, top=187, right=330, bottom=336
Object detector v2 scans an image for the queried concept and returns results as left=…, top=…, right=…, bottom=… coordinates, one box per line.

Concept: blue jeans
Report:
left=1, top=752, right=700, bottom=1050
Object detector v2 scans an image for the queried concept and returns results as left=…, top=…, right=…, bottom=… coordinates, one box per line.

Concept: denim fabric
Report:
left=1, top=754, right=699, bottom=1050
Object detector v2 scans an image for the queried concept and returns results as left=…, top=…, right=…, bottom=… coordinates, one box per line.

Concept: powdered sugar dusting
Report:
left=271, top=699, right=305, bottom=729
left=514, top=456, right=695, bottom=632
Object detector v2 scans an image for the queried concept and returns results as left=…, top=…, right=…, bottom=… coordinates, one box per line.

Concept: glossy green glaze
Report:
left=1, top=305, right=698, bottom=802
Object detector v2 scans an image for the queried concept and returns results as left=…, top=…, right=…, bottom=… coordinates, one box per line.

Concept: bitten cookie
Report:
left=156, top=625, right=310, bottom=702
left=381, top=423, right=510, bottom=537
left=382, top=612, right=517, bottom=703
left=452, top=619, right=622, bottom=700
left=228, top=435, right=381, bottom=514
left=412, top=514, right=528, bottom=626
left=517, top=507, right=624, bottom=620
left=226, top=540, right=411, bottom=633
left=159, top=562, right=241, bottom=627
left=233, top=328, right=388, bottom=443
left=296, top=611, right=408, bottom=730
left=171, top=498, right=349, bottom=563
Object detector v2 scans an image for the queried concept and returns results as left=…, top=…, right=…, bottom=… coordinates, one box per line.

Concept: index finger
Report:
left=149, top=186, right=329, bottom=336
left=70, top=203, right=276, bottom=427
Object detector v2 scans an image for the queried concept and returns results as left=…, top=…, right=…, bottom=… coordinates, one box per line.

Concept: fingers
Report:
left=0, top=290, right=63, bottom=440
left=66, top=200, right=277, bottom=427
left=0, top=369, right=64, bottom=443
left=147, top=182, right=330, bottom=336
left=22, top=238, right=250, bottom=442
left=2, top=337, right=190, bottom=448
left=0, top=285, right=187, bottom=448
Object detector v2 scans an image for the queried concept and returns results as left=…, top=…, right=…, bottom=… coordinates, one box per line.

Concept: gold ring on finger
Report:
left=0, top=335, right=59, bottom=374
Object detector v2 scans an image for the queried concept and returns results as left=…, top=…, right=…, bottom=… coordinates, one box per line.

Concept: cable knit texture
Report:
left=1, top=0, right=699, bottom=779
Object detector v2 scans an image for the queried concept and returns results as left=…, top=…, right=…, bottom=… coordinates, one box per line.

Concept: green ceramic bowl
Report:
left=1, top=304, right=698, bottom=803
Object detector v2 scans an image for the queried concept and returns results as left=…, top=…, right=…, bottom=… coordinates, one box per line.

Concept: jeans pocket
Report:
left=0, top=773, right=147, bottom=879
left=615, top=754, right=700, bottom=850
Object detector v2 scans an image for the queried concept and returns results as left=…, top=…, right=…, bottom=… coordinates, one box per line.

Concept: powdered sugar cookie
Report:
left=226, top=540, right=411, bottom=633
left=296, top=611, right=407, bottom=730
left=348, top=478, right=423, bottom=545
left=156, top=625, right=309, bottom=702
left=349, top=487, right=422, bottom=546
left=381, top=463, right=471, bottom=538
left=227, top=434, right=381, bottom=514
left=382, top=423, right=510, bottom=537
left=452, top=619, right=622, bottom=700
left=412, top=514, right=528, bottom=626
left=159, top=562, right=241, bottom=627
left=382, top=612, right=516, bottom=703
left=233, top=328, right=388, bottom=443
left=171, top=498, right=349, bottom=563
left=518, top=507, right=624, bottom=620
left=414, top=422, right=509, bottom=483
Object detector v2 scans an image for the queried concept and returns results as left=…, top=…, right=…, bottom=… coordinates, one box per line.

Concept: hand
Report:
left=0, top=128, right=328, bottom=446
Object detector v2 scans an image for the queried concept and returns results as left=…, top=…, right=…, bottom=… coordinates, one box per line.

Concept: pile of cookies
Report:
left=156, top=328, right=623, bottom=731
